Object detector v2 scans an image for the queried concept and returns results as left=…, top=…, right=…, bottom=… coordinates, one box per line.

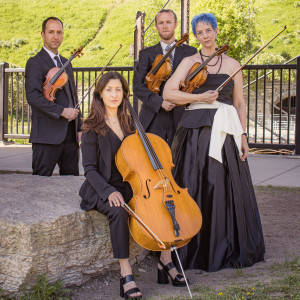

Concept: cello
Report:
left=145, top=33, right=189, bottom=94
left=115, top=101, right=202, bottom=251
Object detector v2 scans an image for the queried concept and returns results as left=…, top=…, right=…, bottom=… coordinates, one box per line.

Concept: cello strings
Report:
left=129, top=101, right=172, bottom=198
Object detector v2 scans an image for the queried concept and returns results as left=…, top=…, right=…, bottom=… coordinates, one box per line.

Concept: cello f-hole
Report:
left=143, top=179, right=151, bottom=199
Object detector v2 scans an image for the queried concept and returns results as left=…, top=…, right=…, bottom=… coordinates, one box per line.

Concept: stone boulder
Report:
left=0, top=174, right=146, bottom=293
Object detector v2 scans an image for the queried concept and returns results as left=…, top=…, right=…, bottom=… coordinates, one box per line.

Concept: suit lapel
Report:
left=98, top=134, right=112, bottom=180
left=173, top=45, right=185, bottom=70
left=153, top=42, right=163, bottom=56
left=40, top=48, right=56, bottom=69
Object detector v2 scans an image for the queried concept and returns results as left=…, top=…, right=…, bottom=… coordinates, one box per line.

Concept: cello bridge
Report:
left=154, top=178, right=170, bottom=189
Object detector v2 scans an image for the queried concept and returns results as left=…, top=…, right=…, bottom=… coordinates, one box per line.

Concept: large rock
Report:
left=0, top=174, right=146, bottom=293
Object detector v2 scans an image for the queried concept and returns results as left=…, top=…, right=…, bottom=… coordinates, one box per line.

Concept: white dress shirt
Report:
left=43, top=46, right=63, bottom=67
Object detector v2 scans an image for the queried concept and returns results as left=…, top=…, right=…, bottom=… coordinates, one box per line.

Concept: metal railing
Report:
left=0, top=58, right=299, bottom=154
left=0, top=65, right=133, bottom=140
left=243, top=61, right=299, bottom=151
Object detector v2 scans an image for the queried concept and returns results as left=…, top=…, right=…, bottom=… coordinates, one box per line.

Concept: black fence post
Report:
left=0, top=62, right=9, bottom=143
left=295, top=57, right=300, bottom=154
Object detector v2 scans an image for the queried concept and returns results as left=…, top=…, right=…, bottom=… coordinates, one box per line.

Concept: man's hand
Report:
left=61, top=108, right=79, bottom=120
left=162, top=100, right=176, bottom=111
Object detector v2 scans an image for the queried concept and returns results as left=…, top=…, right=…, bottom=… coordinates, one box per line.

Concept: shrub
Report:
left=294, top=1, right=300, bottom=7
left=89, top=43, right=102, bottom=51
left=271, top=19, right=280, bottom=24
left=281, top=50, right=292, bottom=60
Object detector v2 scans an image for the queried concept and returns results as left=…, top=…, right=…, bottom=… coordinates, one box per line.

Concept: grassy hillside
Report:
left=0, top=0, right=299, bottom=68
left=255, top=0, right=300, bottom=61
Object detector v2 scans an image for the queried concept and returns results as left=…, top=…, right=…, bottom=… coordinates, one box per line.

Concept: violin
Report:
left=42, top=47, right=83, bottom=102
left=115, top=101, right=202, bottom=251
left=145, top=33, right=189, bottom=94
left=179, top=43, right=229, bottom=93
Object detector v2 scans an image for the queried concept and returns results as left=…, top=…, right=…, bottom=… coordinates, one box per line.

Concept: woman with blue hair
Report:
left=163, top=13, right=265, bottom=271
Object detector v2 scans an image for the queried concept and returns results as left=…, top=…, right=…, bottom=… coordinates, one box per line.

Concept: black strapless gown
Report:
left=172, top=74, right=265, bottom=272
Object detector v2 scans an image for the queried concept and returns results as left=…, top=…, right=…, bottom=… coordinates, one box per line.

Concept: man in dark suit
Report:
left=25, top=17, right=81, bottom=176
left=133, top=9, right=197, bottom=146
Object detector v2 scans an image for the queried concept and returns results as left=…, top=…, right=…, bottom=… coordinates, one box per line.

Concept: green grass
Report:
left=255, top=0, right=300, bottom=61
left=0, top=0, right=113, bottom=67
left=1, top=0, right=298, bottom=68
left=0, top=274, right=72, bottom=300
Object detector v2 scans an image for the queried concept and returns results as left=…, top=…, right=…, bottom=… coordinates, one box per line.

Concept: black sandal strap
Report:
left=124, top=287, right=140, bottom=295
left=158, top=260, right=176, bottom=273
left=174, top=273, right=184, bottom=281
left=122, top=274, right=135, bottom=284
left=124, top=288, right=142, bottom=299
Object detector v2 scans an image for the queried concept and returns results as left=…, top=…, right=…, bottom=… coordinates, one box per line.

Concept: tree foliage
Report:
left=189, top=0, right=259, bottom=63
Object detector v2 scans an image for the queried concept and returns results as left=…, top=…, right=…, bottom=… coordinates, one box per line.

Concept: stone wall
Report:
left=0, top=174, right=146, bottom=294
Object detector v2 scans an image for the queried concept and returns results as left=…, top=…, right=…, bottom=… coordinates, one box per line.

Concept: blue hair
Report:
left=191, top=13, right=218, bottom=36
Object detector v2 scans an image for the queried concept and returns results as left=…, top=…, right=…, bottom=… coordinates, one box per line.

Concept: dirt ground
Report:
left=70, top=186, right=300, bottom=300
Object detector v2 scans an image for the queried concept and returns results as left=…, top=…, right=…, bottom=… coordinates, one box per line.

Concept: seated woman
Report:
left=163, top=13, right=265, bottom=272
left=79, top=71, right=187, bottom=299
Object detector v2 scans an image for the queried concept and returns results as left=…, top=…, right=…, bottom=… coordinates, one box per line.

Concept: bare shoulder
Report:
left=181, top=53, right=199, bottom=66
left=222, top=54, right=241, bottom=72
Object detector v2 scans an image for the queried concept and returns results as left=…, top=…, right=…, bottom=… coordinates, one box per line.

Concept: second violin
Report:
left=145, top=33, right=189, bottom=94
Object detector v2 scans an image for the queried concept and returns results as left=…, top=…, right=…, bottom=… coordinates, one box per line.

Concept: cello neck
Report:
left=127, top=101, right=163, bottom=171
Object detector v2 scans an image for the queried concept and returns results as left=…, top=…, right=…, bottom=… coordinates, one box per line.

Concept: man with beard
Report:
left=133, top=9, right=197, bottom=146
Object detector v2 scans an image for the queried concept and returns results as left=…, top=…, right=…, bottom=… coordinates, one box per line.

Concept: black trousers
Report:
left=32, top=121, right=79, bottom=176
left=147, top=109, right=176, bottom=147
left=96, top=199, right=130, bottom=259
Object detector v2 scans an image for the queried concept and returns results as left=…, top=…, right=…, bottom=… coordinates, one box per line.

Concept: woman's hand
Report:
left=108, top=191, right=125, bottom=207
left=199, top=90, right=219, bottom=104
left=241, top=135, right=249, bottom=160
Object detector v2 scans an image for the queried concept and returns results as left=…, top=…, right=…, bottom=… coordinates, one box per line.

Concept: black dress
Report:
left=172, top=74, right=265, bottom=272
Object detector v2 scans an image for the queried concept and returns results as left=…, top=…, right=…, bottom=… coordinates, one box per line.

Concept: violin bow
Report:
left=215, top=25, right=287, bottom=92
left=75, top=44, right=123, bottom=109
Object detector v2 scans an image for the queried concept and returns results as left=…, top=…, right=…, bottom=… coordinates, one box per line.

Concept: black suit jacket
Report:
left=79, top=131, right=118, bottom=211
left=25, top=48, right=81, bottom=144
left=133, top=42, right=197, bottom=131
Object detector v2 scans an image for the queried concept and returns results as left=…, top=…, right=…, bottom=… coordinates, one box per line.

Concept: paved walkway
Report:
left=0, top=144, right=300, bottom=187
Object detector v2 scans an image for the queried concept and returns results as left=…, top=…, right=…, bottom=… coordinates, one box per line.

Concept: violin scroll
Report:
left=70, top=47, right=84, bottom=58
left=216, top=44, right=229, bottom=56
left=176, top=33, right=189, bottom=47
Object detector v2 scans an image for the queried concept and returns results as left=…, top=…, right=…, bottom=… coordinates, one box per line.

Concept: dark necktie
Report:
left=54, top=56, right=62, bottom=68
left=165, top=45, right=174, bottom=69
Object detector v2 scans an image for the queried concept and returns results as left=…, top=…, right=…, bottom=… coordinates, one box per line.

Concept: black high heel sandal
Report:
left=157, top=260, right=188, bottom=287
left=120, top=274, right=142, bottom=299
